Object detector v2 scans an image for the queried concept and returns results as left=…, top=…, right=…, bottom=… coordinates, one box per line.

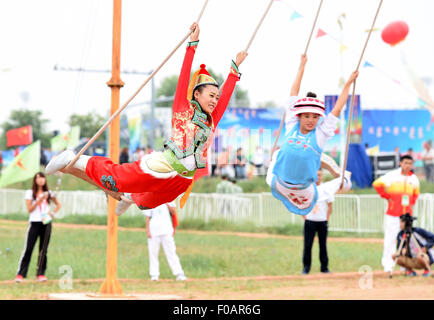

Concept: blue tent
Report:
left=346, top=143, right=373, bottom=188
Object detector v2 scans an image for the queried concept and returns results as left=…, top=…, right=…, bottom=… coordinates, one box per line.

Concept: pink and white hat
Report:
left=293, top=97, right=326, bottom=117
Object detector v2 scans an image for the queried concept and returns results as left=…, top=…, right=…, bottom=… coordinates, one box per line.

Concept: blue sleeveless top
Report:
left=272, top=122, right=323, bottom=187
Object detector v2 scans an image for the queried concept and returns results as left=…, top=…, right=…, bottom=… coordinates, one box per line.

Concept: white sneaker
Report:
left=176, top=274, right=187, bottom=281
left=115, top=193, right=134, bottom=216
left=151, top=276, right=158, bottom=281
left=45, top=150, right=75, bottom=175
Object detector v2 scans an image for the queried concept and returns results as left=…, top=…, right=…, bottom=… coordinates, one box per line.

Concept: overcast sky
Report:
left=0, top=0, right=433, bottom=133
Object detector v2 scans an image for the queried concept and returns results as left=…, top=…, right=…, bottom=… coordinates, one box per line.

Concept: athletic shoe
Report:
left=37, top=275, right=47, bottom=282
left=176, top=274, right=187, bottom=281
left=422, top=270, right=431, bottom=277
left=405, top=269, right=417, bottom=277
left=151, top=276, right=158, bottom=281
left=321, top=269, right=331, bottom=274
left=302, top=268, right=309, bottom=275
left=45, top=150, right=75, bottom=175
left=15, top=275, right=24, bottom=283
left=115, top=193, right=134, bottom=216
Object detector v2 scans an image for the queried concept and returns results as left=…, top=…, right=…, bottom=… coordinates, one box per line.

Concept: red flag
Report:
left=6, top=125, right=33, bottom=147
left=316, top=28, right=327, bottom=38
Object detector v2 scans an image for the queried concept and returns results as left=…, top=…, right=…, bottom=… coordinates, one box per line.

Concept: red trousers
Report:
left=85, top=156, right=192, bottom=209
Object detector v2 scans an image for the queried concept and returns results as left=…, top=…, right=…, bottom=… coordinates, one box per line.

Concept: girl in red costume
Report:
left=46, top=23, right=248, bottom=214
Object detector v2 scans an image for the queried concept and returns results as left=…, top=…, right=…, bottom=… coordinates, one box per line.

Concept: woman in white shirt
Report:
left=15, top=172, right=61, bottom=282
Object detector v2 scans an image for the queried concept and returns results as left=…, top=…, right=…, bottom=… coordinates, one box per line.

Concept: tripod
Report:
left=390, top=228, right=431, bottom=278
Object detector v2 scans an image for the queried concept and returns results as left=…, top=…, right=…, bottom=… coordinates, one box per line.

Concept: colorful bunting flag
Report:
left=290, top=11, right=302, bottom=21
left=417, top=98, right=427, bottom=107
left=316, top=28, right=327, bottom=38
left=339, top=44, right=348, bottom=54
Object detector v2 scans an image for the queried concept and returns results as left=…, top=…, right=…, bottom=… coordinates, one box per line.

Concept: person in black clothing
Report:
left=15, top=172, right=61, bottom=282
left=119, top=147, right=130, bottom=164
left=234, top=147, right=246, bottom=179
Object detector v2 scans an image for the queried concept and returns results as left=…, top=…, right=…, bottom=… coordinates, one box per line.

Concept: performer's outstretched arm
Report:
left=212, top=51, right=247, bottom=125
left=331, top=71, right=359, bottom=118
left=172, top=22, right=200, bottom=114
left=290, top=54, right=307, bottom=96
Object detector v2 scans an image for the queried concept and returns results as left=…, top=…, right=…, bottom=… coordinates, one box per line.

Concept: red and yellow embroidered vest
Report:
left=165, top=100, right=213, bottom=169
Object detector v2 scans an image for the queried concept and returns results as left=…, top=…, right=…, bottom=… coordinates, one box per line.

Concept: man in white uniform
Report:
left=143, top=202, right=187, bottom=281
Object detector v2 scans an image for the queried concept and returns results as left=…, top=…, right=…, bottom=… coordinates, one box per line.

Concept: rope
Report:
left=219, top=0, right=274, bottom=93
left=245, top=0, right=274, bottom=52
left=340, top=0, right=383, bottom=188
left=66, top=0, right=210, bottom=170
left=270, top=0, right=323, bottom=161
left=303, top=0, right=323, bottom=56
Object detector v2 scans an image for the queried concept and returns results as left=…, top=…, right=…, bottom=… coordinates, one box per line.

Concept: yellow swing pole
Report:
left=99, top=0, right=124, bottom=295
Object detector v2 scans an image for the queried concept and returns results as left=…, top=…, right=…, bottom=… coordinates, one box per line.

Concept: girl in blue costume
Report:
left=266, top=54, right=358, bottom=215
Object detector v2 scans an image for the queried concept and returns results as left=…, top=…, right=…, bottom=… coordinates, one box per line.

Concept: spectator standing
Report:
left=143, top=202, right=187, bottom=281
left=15, top=172, right=61, bottom=282
left=119, top=147, right=130, bottom=164
left=252, top=146, right=265, bottom=176
left=234, top=147, right=246, bottom=179
left=218, top=148, right=234, bottom=178
left=40, top=149, right=47, bottom=166
left=421, top=140, right=434, bottom=182
left=132, top=147, right=142, bottom=162
left=373, top=155, right=420, bottom=273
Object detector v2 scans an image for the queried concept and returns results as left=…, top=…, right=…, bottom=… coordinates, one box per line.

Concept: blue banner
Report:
left=362, top=109, right=433, bottom=159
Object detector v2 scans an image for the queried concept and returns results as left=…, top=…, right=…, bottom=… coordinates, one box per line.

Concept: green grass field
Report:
left=2, top=220, right=433, bottom=300
left=0, top=220, right=383, bottom=298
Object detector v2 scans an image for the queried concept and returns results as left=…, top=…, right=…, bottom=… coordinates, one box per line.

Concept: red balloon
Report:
left=381, top=21, right=409, bottom=46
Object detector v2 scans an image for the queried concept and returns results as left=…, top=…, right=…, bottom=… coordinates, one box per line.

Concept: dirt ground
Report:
left=1, top=220, right=432, bottom=300
left=1, top=272, right=432, bottom=300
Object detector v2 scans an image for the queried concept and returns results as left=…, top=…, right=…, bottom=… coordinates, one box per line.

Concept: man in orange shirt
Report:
left=373, top=155, right=420, bottom=273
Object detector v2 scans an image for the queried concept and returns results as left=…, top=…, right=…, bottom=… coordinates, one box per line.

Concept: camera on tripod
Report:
left=400, top=213, right=416, bottom=234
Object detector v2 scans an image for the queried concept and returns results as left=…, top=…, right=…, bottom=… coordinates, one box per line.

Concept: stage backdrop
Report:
left=362, top=109, right=433, bottom=160
left=215, top=107, right=284, bottom=162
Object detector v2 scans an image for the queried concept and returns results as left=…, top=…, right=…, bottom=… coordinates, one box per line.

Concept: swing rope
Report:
left=66, top=0, right=210, bottom=170
left=245, top=0, right=274, bottom=52
left=218, top=0, right=274, bottom=93
left=340, top=0, right=383, bottom=188
left=270, top=0, right=323, bottom=161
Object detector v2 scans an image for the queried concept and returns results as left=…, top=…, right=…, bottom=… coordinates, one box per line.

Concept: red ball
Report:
left=381, top=21, right=409, bottom=46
